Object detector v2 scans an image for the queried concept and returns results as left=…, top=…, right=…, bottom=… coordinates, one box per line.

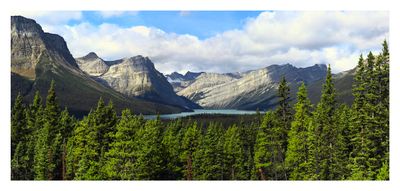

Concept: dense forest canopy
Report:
left=11, top=41, right=389, bottom=180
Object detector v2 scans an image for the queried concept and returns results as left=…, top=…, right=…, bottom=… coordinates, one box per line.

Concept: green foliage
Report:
left=161, top=119, right=184, bottom=179
left=285, top=82, right=312, bottom=180
left=224, top=124, right=247, bottom=180
left=10, top=41, right=389, bottom=180
left=254, top=111, right=284, bottom=180
left=181, top=122, right=202, bottom=180
left=103, top=109, right=141, bottom=180
left=194, top=122, right=225, bottom=180
left=133, top=119, right=163, bottom=180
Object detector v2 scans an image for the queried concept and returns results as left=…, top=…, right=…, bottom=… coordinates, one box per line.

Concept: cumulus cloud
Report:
left=13, top=11, right=82, bottom=25
left=33, top=11, right=389, bottom=74
left=97, top=11, right=138, bottom=18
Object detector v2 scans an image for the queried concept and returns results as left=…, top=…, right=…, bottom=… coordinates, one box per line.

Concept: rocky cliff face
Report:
left=165, top=71, right=204, bottom=92
left=75, top=52, right=109, bottom=76
left=177, top=64, right=328, bottom=109
left=11, top=16, right=190, bottom=116
left=77, top=53, right=201, bottom=109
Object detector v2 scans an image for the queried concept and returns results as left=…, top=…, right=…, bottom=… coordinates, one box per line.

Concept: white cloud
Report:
left=13, top=11, right=82, bottom=25
left=97, top=11, right=138, bottom=18
left=36, top=11, right=389, bottom=74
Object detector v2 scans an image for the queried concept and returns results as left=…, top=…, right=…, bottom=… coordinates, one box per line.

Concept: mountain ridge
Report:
left=11, top=16, right=192, bottom=116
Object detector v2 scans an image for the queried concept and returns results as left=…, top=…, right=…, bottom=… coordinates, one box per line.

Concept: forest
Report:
left=11, top=41, right=389, bottom=180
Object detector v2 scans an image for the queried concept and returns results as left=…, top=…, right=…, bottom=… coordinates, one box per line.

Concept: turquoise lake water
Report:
left=143, top=109, right=261, bottom=120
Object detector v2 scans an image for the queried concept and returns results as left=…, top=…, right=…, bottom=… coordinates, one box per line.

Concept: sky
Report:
left=15, top=11, right=389, bottom=74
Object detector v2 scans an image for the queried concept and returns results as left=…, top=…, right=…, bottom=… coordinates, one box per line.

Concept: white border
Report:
left=1, top=1, right=398, bottom=191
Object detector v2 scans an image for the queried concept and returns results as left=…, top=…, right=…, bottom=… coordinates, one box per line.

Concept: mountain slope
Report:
left=11, top=16, right=189, bottom=116
left=76, top=53, right=201, bottom=109
left=307, top=68, right=355, bottom=106
left=177, top=64, right=328, bottom=110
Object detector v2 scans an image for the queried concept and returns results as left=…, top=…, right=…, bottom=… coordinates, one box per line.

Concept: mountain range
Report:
left=11, top=16, right=355, bottom=116
left=167, top=64, right=354, bottom=110
left=11, top=16, right=197, bottom=116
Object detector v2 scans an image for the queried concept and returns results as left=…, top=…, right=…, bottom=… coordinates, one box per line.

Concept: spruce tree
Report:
left=103, top=109, right=141, bottom=180
left=224, top=124, right=246, bottom=180
left=285, top=82, right=312, bottom=180
left=275, top=76, right=292, bottom=179
left=33, top=80, right=63, bottom=180
left=194, top=122, right=224, bottom=180
left=307, top=65, right=344, bottom=180
left=161, top=119, right=184, bottom=179
left=11, top=93, right=28, bottom=180
left=11, top=93, right=26, bottom=155
left=254, top=111, right=280, bottom=180
left=133, top=119, right=164, bottom=180
left=181, top=122, right=202, bottom=180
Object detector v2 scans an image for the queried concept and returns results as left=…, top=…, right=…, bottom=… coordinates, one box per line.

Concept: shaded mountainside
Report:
left=11, top=16, right=190, bottom=116
left=76, top=53, right=201, bottom=109
left=307, top=68, right=355, bottom=106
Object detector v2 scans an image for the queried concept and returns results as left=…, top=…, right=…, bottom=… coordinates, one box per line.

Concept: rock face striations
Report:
left=171, top=63, right=354, bottom=110
left=176, top=64, right=329, bottom=110
left=76, top=53, right=201, bottom=109
left=11, top=16, right=192, bottom=116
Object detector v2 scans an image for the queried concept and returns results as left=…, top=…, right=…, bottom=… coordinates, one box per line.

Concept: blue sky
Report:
left=68, top=11, right=263, bottom=39
left=19, top=11, right=389, bottom=74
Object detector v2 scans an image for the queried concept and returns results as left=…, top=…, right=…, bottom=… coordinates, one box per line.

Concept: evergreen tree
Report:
left=103, top=109, right=141, bottom=180
left=11, top=93, right=26, bottom=155
left=11, top=93, right=28, bottom=179
left=224, top=124, right=246, bottom=180
left=34, top=80, right=63, bottom=180
left=68, top=98, right=117, bottom=180
left=194, top=122, right=224, bottom=180
left=254, top=111, right=281, bottom=180
left=133, top=119, right=164, bottom=180
left=161, top=119, right=185, bottom=179
left=285, top=82, right=312, bottom=180
left=24, top=91, right=44, bottom=180
left=238, top=121, right=257, bottom=179
left=307, top=65, right=345, bottom=180
left=275, top=76, right=292, bottom=179
left=181, top=122, right=202, bottom=180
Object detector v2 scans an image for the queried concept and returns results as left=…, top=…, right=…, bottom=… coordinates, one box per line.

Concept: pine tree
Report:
left=33, top=80, right=63, bottom=180
left=161, top=119, right=184, bottom=179
left=194, top=122, right=224, bottom=180
left=133, top=119, right=163, bottom=180
left=275, top=76, right=292, bottom=179
left=103, top=109, right=141, bottom=180
left=307, top=65, right=344, bottom=180
left=11, top=93, right=28, bottom=179
left=181, top=122, right=202, bottom=180
left=11, top=93, right=26, bottom=155
left=58, top=108, right=75, bottom=180
left=238, top=121, right=257, bottom=179
left=68, top=98, right=117, bottom=180
left=224, top=124, right=246, bottom=180
left=254, top=111, right=280, bottom=180
left=24, top=91, right=43, bottom=180
left=285, top=82, right=312, bottom=180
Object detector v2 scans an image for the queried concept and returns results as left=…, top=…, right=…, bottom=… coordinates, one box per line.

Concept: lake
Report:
left=144, top=109, right=262, bottom=120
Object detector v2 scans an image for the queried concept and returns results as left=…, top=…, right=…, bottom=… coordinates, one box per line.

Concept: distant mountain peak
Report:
left=81, top=52, right=100, bottom=60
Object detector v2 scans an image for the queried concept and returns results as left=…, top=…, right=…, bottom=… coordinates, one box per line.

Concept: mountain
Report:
left=165, top=71, right=204, bottom=92
left=76, top=53, right=201, bottom=109
left=177, top=64, right=329, bottom=110
left=11, top=16, right=190, bottom=116
left=307, top=67, right=355, bottom=106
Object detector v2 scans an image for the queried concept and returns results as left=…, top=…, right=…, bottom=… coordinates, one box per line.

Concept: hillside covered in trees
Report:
left=11, top=41, right=389, bottom=180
